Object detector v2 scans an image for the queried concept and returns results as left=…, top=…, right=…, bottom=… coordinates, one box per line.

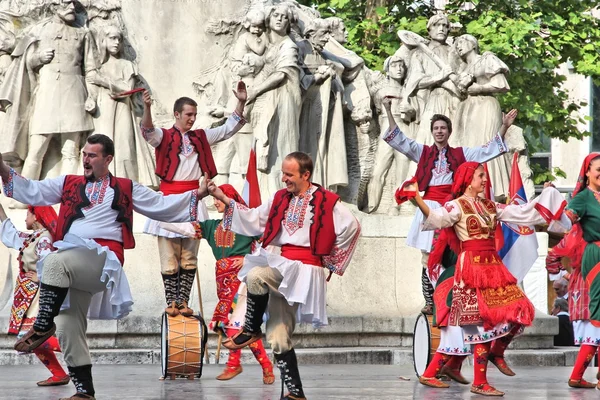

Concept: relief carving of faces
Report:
left=104, top=26, right=123, bottom=57
left=387, top=59, right=406, bottom=81
left=427, top=15, right=449, bottom=43
left=56, top=0, right=77, bottom=24
left=268, top=6, right=291, bottom=35
left=455, top=35, right=479, bottom=59
left=332, top=21, right=348, bottom=44
left=310, top=27, right=330, bottom=51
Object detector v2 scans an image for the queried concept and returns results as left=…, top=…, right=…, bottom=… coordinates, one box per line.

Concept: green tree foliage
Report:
left=297, top=0, right=600, bottom=182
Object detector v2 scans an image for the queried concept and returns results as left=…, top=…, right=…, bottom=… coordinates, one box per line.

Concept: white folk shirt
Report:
left=223, top=185, right=361, bottom=276
left=2, top=169, right=199, bottom=319
left=142, top=111, right=245, bottom=237
left=382, top=125, right=508, bottom=252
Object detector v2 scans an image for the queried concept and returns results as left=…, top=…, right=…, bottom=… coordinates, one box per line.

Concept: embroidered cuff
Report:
left=231, top=110, right=247, bottom=126
left=191, top=221, right=203, bottom=240
left=189, top=190, right=199, bottom=221
left=383, top=125, right=400, bottom=144
left=140, top=124, right=156, bottom=141
left=493, top=132, right=508, bottom=154
left=2, top=168, right=16, bottom=198
left=223, top=200, right=235, bottom=230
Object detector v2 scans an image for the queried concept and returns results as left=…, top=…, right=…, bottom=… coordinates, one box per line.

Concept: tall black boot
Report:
left=162, top=273, right=179, bottom=317
left=177, top=268, right=196, bottom=316
left=34, top=283, right=69, bottom=332
left=223, top=292, right=269, bottom=350
left=421, top=268, right=434, bottom=315
left=63, top=364, right=95, bottom=399
left=275, top=349, right=306, bottom=399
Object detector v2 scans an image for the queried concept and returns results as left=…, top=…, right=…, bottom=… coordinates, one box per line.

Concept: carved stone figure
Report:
left=0, top=0, right=97, bottom=180
left=212, top=9, right=267, bottom=187
left=0, top=14, right=16, bottom=164
left=246, top=3, right=302, bottom=198
left=89, top=24, right=158, bottom=187
left=401, top=15, right=462, bottom=145
left=325, top=16, right=348, bottom=45
left=366, top=54, right=417, bottom=214
left=452, top=34, right=512, bottom=199
left=298, top=18, right=348, bottom=191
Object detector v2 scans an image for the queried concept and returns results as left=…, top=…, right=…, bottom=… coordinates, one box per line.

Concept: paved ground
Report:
left=2, top=364, right=600, bottom=399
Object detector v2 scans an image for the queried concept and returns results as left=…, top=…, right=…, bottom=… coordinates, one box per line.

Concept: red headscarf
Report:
left=450, top=161, right=480, bottom=200
left=219, top=184, right=247, bottom=207
left=27, top=205, right=58, bottom=240
left=573, top=152, right=600, bottom=197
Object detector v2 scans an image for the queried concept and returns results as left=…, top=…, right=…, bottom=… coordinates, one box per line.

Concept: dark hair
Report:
left=285, top=152, right=314, bottom=178
left=173, top=97, right=197, bottom=114
left=87, top=134, right=115, bottom=157
left=584, top=155, right=600, bottom=187
left=553, top=297, right=568, bottom=312
left=430, top=114, right=452, bottom=134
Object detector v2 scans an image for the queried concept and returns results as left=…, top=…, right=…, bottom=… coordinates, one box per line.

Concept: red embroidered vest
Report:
left=415, top=145, right=466, bottom=191
left=262, top=185, right=339, bottom=256
left=55, top=175, right=135, bottom=249
left=155, top=127, right=217, bottom=182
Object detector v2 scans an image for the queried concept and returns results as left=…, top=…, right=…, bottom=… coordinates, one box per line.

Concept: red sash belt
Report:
left=461, top=239, right=495, bottom=252
left=160, top=180, right=199, bottom=195
left=281, top=245, right=322, bottom=267
left=95, top=239, right=125, bottom=265
left=423, top=185, right=452, bottom=204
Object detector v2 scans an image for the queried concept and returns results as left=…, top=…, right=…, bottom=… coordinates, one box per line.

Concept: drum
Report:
left=412, top=313, right=441, bottom=377
left=161, top=312, right=208, bottom=380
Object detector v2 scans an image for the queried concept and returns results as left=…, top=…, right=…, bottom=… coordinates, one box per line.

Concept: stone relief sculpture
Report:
left=298, top=18, right=348, bottom=192
left=0, top=0, right=533, bottom=212
left=212, top=9, right=267, bottom=187
left=451, top=33, right=513, bottom=199
left=1, top=0, right=97, bottom=180
left=247, top=3, right=302, bottom=198
left=89, top=24, right=158, bottom=187
left=365, top=54, right=417, bottom=214
left=401, top=15, right=462, bottom=146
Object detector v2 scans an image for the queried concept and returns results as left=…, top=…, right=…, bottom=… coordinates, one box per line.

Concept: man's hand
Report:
left=382, top=96, right=397, bottom=111
left=198, top=173, right=209, bottom=198
left=231, top=257, right=244, bottom=269
left=38, top=48, right=55, bottom=65
left=207, top=178, right=231, bottom=204
left=142, top=90, right=153, bottom=109
left=502, top=109, right=518, bottom=128
left=232, top=81, right=247, bottom=104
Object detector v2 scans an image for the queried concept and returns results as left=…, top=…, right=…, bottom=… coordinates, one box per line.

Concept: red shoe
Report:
left=440, top=365, right=469, bottom=384
left=37, top=375, right=70, bottom=386
left=568, top=379, right=596, bottom=388
left=216, top=365, right=243, bottom=380
left=262, top=368, right=275, bottom=385
left=470, top=383, right=505, bottom=396
left=419, top=376, right=450, bottom=388
left=488, top=354, right=515, bottom=376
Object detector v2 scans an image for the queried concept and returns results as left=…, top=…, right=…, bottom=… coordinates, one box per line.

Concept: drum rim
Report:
left=161, top=312, right=168, bottom=378
left=412, top=312, right=432, bottom=378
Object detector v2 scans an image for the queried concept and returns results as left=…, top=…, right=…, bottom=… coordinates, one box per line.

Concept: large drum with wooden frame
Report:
left=412, top=313, right=441, bottom=377
left=161, top=313, right=208, bottom=380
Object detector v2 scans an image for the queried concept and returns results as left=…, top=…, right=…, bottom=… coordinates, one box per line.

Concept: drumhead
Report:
left=412, top=312, right=432, bottom=377
left=161, top=312, right=168, bottom=378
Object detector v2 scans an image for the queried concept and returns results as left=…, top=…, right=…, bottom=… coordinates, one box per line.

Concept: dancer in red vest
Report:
left=0, top=204, right=70, bottom=387
left=7, top=134, right=209, bottom=400
left=140, top=83, right=247, bottom=317
left=381, top=97, right=517, bottom=315
left=208, top=152, right=361, bottom=400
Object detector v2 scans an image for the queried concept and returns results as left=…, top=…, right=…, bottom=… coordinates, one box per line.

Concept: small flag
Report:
left=242, top=142, right=261, bottom=208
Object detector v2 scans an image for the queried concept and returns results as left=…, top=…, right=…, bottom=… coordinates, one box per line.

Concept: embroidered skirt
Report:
left=573, top=320, right=600, bottom=346
left=209, top=256, right=243, bottom=332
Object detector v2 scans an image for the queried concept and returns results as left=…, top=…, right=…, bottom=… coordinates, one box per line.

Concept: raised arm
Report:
left=1, top=164, right=64, bottom=206
left=140, top=90, right=163, bottom=147
left=381, top=98, right=422, bottom=162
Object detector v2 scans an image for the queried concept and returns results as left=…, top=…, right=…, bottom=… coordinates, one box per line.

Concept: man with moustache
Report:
left=207, top=152, right=361, bottom=400
left=6, top=134, right=209, bottom=400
